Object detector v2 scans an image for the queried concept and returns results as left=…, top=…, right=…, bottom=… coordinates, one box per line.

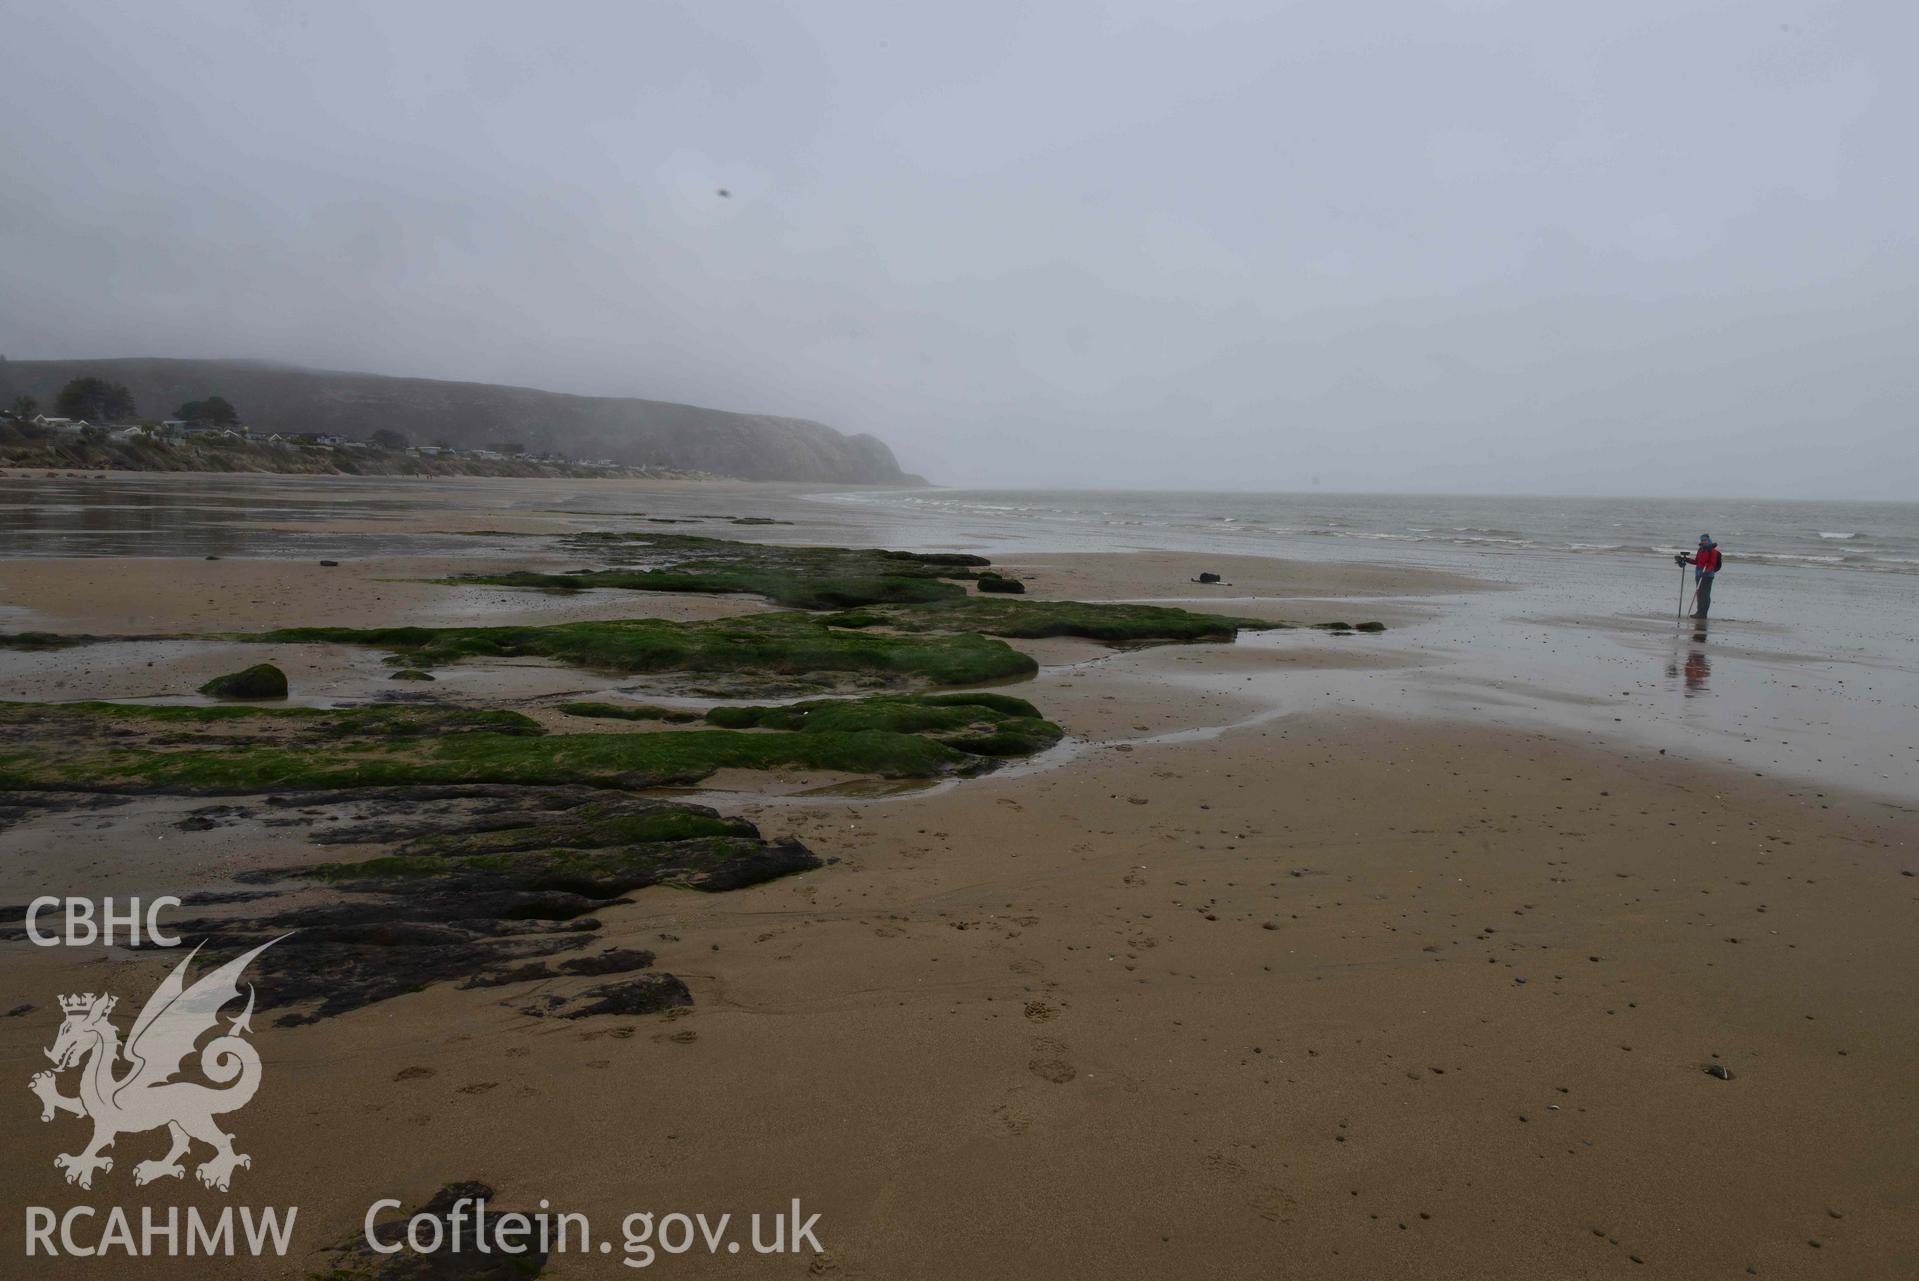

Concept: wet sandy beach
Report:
left=1, top=473, right=1914, bottom=1279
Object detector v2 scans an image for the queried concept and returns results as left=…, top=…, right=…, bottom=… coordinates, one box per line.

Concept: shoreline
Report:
left=1, top=475, right=1914, bottom=1278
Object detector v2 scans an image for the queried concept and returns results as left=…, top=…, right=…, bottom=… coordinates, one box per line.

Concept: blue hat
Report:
left=1698, top=534, right=1712, bottom=544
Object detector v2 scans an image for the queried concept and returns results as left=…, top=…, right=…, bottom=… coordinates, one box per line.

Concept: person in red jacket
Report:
left=1676, top=534, right=1722, bottom=618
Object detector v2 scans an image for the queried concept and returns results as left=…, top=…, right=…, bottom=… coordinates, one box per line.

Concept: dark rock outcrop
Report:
left=0, top=786, right=823, bottom=1024
left=198, top=663, right=288, bottom=699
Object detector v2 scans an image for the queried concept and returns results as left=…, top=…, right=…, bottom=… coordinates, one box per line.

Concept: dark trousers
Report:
left=1694, top=574, right=1714, bottom=617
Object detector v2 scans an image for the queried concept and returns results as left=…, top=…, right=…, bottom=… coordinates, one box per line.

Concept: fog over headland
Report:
left=2, top=1, right=1912, bottom=498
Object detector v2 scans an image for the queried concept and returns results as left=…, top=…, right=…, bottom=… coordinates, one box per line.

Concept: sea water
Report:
left=818, top=489, right=1919, bottom=802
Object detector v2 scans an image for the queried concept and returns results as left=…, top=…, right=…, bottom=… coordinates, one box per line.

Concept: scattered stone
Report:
left=1705, top=1064, right=1734, bottom=1081
left=176, top=804, right=252, bottom=832
left=319, top=559, right=340, bottom=567
left=390, top=668, right=436, bottom=681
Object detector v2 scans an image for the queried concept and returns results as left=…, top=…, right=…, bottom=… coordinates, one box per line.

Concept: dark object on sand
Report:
left=1193, top=572, right=1222, bottom=584
left=977, top=572, right=1025, bottom=594
left=534, top=973, right=694, bottom=1019
left=319, top=559, right=340, bottom=567
left=1705, top=1063, right=1734, bottom=1081
left=198, top=663, right=288, bottom=700
left=390, top=668, right=436, bottom=681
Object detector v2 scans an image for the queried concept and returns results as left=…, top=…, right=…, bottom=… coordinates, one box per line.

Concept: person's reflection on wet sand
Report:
left=1683, top=623, right=1710, bottom=695
left=1665, top=622, right=1712, bottom=695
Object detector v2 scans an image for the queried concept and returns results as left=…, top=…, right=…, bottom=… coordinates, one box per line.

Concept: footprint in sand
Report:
left=1205, top=1146, right=1300, bottom=1223
left=1023, top=1001, right=1056, bottom=1022
left=1204, top=1150, right=1250, bottom=1180
left=456, top=1082, right=498, bottom=1095
left=393, top=1066, right=435, bottom=1082
left=992, top=1103, right=1034, bottom=1136
left=1252, top=1190, right=1299, bottom=1224
left=1028, top=1058, right=1077, bottom=1084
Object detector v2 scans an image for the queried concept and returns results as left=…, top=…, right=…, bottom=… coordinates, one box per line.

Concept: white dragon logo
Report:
left=28, top=937, right=282, bottom=1192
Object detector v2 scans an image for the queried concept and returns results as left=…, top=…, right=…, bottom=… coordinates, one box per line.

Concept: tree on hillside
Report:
left=8, top=394, right=35, bottom=419
left=176, top=395, right=238, bottom=425
left=370, top=428, right=410, bottom=451
left=493, top=440, right=527, bottom=457
left=55, top=377, right=137, bottom=423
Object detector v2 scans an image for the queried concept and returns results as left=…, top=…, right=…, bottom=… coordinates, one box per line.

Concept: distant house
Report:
left=32, top=415, right=83, bottom=433
left=108, top=425, right=150, bottom=442
left=155, top=418, right=241, bottom=440
left=284, top=432, right=346, bottom=448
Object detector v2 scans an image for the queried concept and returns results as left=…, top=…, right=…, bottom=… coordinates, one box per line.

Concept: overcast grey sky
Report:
left=2, top=1, right=1912, bottom=496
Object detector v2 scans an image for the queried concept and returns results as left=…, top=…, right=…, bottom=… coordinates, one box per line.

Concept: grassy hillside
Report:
left=0, top=357, right=921, bottom=484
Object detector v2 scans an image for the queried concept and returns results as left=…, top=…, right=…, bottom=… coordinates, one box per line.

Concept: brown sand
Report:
left=4, top=715, right=1912, bottom=1278
left=1, top=479, right=1913, bottom=1278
